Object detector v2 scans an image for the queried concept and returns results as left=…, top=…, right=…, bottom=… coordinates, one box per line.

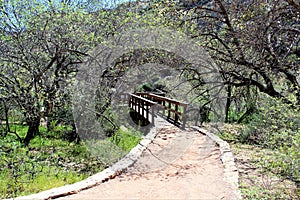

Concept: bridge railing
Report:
left=128, top=93, right=157, bottom=124
left=135, top=92, right=188, bottom=128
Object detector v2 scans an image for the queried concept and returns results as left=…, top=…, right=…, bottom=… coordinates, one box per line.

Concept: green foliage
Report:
left=96, top=105, right=118, bottom=137
left=226, top=108, right=240, bottom=123
left=46, top=122, right=75, bottom=141
left=242, top=95, right=299, bottom=147
left=220, top=129, right=299, bottom=199
left=239, top=94, right=300, bottom=185
left=0, top=122, right=143, bottom=198
left=241, top=145, right=300, bottom=199
left=0, top=151, right=86, bottom=198
left=0, top=127, right=104, bottom=199
left=219, top=93, right=299, bottom=197
left=137, top=82, right=154, bottom=92
left=111, top=126, right=142, bottom=152
left=240, top=185, right=272, bottom=200
left=219, top=129, right=239, bottom=142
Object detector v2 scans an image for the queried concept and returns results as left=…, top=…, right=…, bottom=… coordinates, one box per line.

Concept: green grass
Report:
left=0, top=124, right=142, bottom=199
left=0, top=166, right=85, bottom=198
left=111, top=126, right=142, bottom=152
left=0, top=136, right=99, bottom=199
left=84, top=126, right=142, bottom=166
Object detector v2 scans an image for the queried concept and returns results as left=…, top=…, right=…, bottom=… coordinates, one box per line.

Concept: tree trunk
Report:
left=225, top=84, right=232, bottom=123
left=24, top=119, right=40, bottom=146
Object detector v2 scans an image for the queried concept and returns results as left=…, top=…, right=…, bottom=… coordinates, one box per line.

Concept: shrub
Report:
left=241, top=94, right=299, bottom=184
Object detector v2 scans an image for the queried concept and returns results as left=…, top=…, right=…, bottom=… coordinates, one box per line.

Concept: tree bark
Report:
left=225, top=84, right=232, bottom=123
left=23, top=119, right=40, bottom=146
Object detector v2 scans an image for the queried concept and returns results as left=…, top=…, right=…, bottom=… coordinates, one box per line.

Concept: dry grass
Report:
left=204, top=123, right=299, bottom=199
left=232, top=143, right=298, bottom=199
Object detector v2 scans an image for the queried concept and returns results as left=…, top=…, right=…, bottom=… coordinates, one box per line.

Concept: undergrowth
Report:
left=0, top=124, right=142, bottom=199
left=215, top=94, right=299, bottom=199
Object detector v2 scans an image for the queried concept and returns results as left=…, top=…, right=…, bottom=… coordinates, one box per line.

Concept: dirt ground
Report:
left=59, top=125, right=239, bottom=200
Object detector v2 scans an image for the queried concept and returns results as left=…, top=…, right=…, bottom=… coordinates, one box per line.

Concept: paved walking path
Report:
left=58, top=123, right=240, bottom=200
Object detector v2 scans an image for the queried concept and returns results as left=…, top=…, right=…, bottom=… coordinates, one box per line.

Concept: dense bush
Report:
left=241, top=94, right=299, bottom=184
left=0, top=126, right=104, bottom=198
left=0, top=123, right=142, bottom=198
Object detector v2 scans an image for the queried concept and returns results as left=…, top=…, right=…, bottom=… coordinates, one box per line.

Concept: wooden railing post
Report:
left=168, top=102, right=171, bottom=118
left=137, top=97, right=138, bottom=111
left=182, top=104, right=187, bottom=129
left=146, top=102, right=149, bottom=122
left=175, top=104, right=179, bottom=123
left=141, top=100, right=145, bottom=120
left=151, top=104, right=155, bottom=123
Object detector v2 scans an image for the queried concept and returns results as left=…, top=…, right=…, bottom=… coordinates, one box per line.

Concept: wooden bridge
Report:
left=127, top=92, right=188, bottom=129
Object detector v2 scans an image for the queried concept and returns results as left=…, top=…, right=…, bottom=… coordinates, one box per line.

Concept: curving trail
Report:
left=58, top=123, right=239, bottom=200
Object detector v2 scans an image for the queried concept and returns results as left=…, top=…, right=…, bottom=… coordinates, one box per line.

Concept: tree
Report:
left=0, top=0, right=96, bottom=145
left=179, top=0, right=300, bottom=104
left=0, top=0, right=171, bottom=145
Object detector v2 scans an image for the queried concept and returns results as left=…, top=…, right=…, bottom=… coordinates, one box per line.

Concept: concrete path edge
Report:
left=191, top=126, right=242, bottom=199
